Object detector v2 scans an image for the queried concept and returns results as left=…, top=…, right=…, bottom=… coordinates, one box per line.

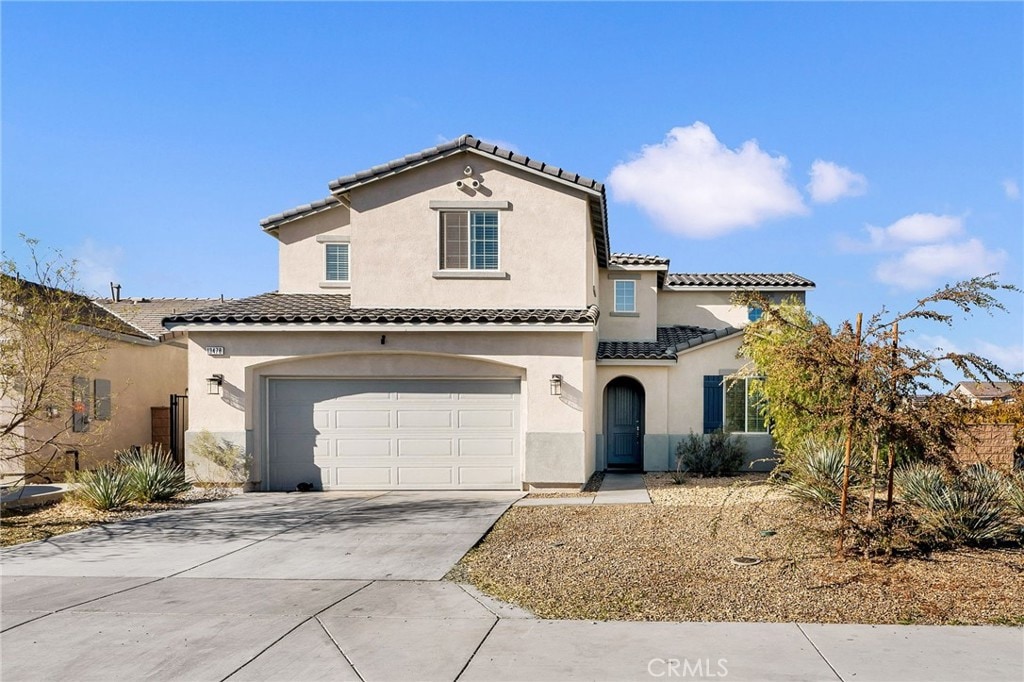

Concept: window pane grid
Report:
left=325, top=243, right=349, bottom=281
left=723, top=377, right=768, bottom=433
left=614, top=280, right=636, bottom=312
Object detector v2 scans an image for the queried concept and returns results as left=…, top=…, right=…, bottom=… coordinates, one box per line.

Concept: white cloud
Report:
left=975, top=340, right=1024, bottom=373
left=807, top=160, right=867, bottom=203
left=912, top=335, right=1022, bottom=374
left=839, top=213, right=963, bottom=253
left=73, top=239, right=124, bottom=297
left=607, top=122, right=807, bottom=238
left=875, top=238, right=1007, bottom=289
left=1003, top=178, right=1020, bottom=201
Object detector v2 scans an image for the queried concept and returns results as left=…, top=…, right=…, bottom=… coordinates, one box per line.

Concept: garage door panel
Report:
left=397, top=438, right=453, bottom=457
left=459, top=438, right=515, bottom=457
left=460, top=467, right=515, bottom=485
left=396, top=410, right=452, bottom=428
left=267, top=378, right=520, bottom=490
left=334, top=439, right=392, bottom=457
left=459, top=410, right=514, bottom=428
left=335, top=467, right=392, bottom=485
left=336, top=410, right=391, bottom=428
left=399, top=467, right=454, bottom=485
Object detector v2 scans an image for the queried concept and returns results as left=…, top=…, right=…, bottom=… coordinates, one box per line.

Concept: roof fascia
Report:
left=164, top=322, right=596, bottom=333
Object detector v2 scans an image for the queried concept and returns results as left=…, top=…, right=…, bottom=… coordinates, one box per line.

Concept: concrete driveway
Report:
left=2, top=491, right=1022, bottom=682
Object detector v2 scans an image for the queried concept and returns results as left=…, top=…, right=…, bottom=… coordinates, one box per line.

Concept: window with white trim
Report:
left=724, top=377, right=767, bottom=433
left=325, top=243, right=350, bottom=282
left=614, top=280, right=636, bottom=313
left=439, top=210, right=499, bottom=270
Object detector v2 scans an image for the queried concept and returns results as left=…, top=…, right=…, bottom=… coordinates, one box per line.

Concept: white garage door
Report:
left=266, top=378, right=521, bottom=491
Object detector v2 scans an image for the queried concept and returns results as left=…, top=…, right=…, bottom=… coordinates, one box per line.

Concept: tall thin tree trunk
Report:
left=838, top=312, right=863, bottom=557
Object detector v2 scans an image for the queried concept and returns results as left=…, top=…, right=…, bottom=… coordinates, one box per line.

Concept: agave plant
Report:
left=69, top=466, right=134, bottom=511
left=782, top=435, right=861, bottom=511
left=896, top=462, right=1018, bottom=545
left=118, top=444, right=191, bottom=502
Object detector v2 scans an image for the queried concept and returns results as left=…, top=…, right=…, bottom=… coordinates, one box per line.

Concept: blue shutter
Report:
left=703, top=375, right=723, bottom=434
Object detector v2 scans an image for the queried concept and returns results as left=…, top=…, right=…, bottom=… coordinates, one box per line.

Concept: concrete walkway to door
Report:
left=2, top=490, right=1021, bottom=682
left=515, top=472, right=652, bottom=506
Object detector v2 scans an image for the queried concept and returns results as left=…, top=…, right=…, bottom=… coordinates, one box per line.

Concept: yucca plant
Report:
left=896, top=462, right=1018, bottom=546
left=119, top=444, right=191, bottom=502
left=782, top=435, right=860, bottom=511
left=69, top=466, right=134, bottom=511
left=1005, top=471, right=1024, bottom=519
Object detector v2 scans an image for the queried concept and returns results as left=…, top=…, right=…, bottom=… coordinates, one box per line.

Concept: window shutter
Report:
left=703, top=375, right=723, bottom=434
left=72, top=376, right=91, bottom=433
left=94, top=379, right=111, bottom=421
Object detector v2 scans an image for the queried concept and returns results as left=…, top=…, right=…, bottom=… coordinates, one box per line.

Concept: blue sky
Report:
left=3, top=2, right=1022, bottom=374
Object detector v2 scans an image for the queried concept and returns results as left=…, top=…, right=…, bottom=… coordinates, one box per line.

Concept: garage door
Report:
left=266, top=378, right=521, bottom=491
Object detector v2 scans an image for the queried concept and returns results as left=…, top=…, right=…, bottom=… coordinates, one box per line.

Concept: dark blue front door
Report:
left=606, top=379, right=643, bottom=469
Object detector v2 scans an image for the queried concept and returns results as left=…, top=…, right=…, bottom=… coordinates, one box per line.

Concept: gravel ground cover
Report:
left=0, top=486, right=239, bottom=547
left=455, top=474, right=1024, bottom=625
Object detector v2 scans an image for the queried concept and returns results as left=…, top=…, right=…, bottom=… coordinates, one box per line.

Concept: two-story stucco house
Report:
left=164, top=135, right=813, bottom=491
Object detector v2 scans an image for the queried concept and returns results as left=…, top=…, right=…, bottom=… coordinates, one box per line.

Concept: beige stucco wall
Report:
left=597, top=269, right=659, bottom=341
left=12, top=339, right=187, bottom=478
left=657, top=290, right=807, bottom=328
left=273, top=153, right=595, bottom=309
left=185, top=328, right=595, bottom=488
left=276, top=205, right=352, bottom=293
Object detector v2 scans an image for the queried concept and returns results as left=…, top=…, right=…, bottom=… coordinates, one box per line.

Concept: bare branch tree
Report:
left=1, top=236, right=111, bottom=484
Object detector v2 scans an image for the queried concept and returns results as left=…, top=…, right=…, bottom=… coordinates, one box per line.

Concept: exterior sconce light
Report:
left=207, top=374, right=224, bottom=395
left=550, top=374, right=563, bottom=396
left=45, top=405, right=60, bottom=419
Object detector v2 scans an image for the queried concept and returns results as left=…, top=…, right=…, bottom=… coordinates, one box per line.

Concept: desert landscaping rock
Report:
left=457, top=476, right=1024, bottom=625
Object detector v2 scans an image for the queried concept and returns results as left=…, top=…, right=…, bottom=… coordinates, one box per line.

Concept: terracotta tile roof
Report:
left=162, top=292, right=600, bottom=326
left=96, top=298, right=223, bottom=339
left=326, top=134, right=604, bottom=195
left=259, top=196, right=341, bottom=230
left=261, top=134, right=611, bottom=267
left=609, top=253, right=670, bottom=267
left=1, top=275, right=152, bottom=341
left=597, top=325, right=742, bottom=361
left=664, top=273, right=815, bottom=289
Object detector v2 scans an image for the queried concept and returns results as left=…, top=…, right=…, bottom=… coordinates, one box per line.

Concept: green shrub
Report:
left=119, top=444, right=191, bottom=502
left=674, top=430, right=745, bottom=477
left=781, top=435, right=859, bottom=511
left=69, top=466, right=134, bottom=511
left=896, top=462, right=1019, bottom=546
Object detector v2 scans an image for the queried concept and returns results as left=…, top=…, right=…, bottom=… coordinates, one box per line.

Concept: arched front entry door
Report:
left=605, top=377, right=644, bottom=470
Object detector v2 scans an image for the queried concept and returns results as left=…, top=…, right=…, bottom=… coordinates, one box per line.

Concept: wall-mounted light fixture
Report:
left=207, top=374, right=224, bottom=395
left=550, top=374, right=563, bottom=396
left=45, top=405, right=60, bottom=419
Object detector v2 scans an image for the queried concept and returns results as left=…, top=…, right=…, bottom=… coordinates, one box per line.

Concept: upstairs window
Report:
left=325, top=243, right=350, bottom=282
left=440, top=210, right=499, bottom=270
left=614, top=280, right=636, bottom=313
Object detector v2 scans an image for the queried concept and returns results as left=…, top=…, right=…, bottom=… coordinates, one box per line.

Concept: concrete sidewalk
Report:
left=2, top=490, right=1021, bottom=682
left=515, top=472, right=651, bottom=507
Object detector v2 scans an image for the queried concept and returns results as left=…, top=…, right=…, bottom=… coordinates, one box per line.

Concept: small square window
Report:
left=614, top=280, right=636, bottom=313
left=325, top=243, right=350, bottom=282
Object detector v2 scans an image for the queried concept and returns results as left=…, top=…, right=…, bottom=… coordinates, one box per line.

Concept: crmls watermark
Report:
left=648, top=658, right=729, bottom=678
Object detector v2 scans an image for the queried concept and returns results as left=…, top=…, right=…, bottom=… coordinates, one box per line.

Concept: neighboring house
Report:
left=163, top=135, right=814, bottom=491
left=1, top=279, right=208, bottom=480
left=953, top=381, right=1018, bottom=406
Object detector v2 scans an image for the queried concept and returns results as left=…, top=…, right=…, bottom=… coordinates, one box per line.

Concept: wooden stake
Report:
left=885, top=322, right=899, bottom=510
left=838, top=312, right=863, bottom=557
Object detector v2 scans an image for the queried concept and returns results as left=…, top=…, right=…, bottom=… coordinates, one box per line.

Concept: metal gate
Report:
left=169, top=394, right=188, bottom=466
